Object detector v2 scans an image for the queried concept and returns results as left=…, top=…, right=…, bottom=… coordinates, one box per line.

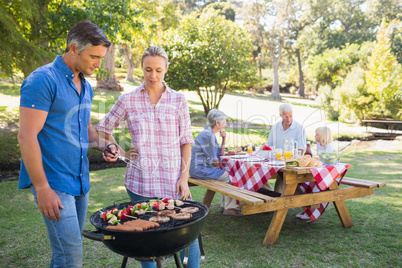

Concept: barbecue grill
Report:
left=83, top=199, right=208, bottom=268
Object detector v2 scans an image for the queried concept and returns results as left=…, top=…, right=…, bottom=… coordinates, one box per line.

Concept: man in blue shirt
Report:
left=266, top=103, right=307, bottom=154
left=18, top=20, right=117, bottom=267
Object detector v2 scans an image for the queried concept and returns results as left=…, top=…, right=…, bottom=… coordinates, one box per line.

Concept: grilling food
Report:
left=172, top=213, right=192, bottom=220
left=149, top=216, right=170, bottom=223
left=157, top=210, right=176, bottom=217
left=180, top=207, right=199, bottom=214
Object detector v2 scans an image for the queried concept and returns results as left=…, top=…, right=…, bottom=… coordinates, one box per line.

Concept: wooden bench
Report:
left=189, top=174, right=386, bottom=246
left=340, top=177, right=386, bottom=189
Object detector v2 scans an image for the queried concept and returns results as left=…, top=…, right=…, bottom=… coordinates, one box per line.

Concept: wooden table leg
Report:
left=263, top=179, right=298, bottom=246
left=329, top=183, right=354, bottom=228
left=202, top=189, right=215, bottom=208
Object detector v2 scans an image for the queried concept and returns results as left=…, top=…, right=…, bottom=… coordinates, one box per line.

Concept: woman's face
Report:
left=315, top=133, right=320, bottom=142
left=142, top=55, right=167, bottom=90
left=216, top=119, right=227, bottom=132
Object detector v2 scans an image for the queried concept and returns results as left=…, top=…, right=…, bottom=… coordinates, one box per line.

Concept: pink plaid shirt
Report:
left=96, top=82, right=194, bottom=198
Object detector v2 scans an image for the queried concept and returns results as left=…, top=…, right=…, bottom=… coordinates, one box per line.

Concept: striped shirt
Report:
left=96, top=82, right=194, bottom=198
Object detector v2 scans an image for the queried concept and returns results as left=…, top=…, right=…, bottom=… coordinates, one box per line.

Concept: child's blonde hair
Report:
left=315, top=126, right=333, bottom=148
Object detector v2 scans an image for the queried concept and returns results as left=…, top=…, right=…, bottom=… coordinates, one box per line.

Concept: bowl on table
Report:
left=318, top=151, right=343, bottom=166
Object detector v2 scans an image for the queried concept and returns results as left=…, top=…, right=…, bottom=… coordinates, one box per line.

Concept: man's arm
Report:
left=176, top=143, right=192, bottom=200
left=18, top=107, right=63, bottom=221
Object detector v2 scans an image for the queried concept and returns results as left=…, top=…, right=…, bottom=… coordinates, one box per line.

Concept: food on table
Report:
left=295, top=155, right=311, bottom=167
left=180, top=207, right=199, bottom=214
left=262, top=144, right=272, bottom=151
left=285, top=159, right=299, bottom=167
left=318, top=151, right=342, bottom=165
left=172, top=212, right=192, bottom=220
left=307, top=157, right=317, bottom=167
left=149, top=216, right=170, bottom=223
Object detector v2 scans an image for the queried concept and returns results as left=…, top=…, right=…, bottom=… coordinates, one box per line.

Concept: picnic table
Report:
left=188, top=156, right=386, bottom=246
left=362, top=118, right=402, bottom=139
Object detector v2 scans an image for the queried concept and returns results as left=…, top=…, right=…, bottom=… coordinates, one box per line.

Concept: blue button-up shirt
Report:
left=190, top=126, right=225, bottom=180
left=266, top=120, right=307, bottom=151
left=19, top=55, right=93, bottom=196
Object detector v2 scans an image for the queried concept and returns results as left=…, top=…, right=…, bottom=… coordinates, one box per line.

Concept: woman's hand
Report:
left=126, top=145, right=139, bottom=160
left=219, top=129, right=226, bottom=139
left=176, top=176, right=192, bottom=200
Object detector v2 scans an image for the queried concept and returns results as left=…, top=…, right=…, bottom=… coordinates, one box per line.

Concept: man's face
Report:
left=281, top=111, right=293, bottom=128
left=74, top=45, right=108, bottom=76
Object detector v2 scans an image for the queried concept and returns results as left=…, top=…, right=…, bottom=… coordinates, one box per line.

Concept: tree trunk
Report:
left=271, top=59, right=281, bottom=100
left=296, top=49, right=305, bottom=98
left=96, top=43, right=123, bottom=91
left=121, top=43, right=135, bottom=82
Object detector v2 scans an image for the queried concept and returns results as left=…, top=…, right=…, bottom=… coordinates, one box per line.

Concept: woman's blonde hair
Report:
left=315, top=126, right=333, bottom=148
left=141, top=46, right=169, bottom=68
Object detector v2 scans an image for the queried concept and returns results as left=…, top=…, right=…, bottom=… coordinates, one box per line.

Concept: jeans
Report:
left=127, top=190, right=200, bottom=268
left=30, top=185, right=89, bottom=268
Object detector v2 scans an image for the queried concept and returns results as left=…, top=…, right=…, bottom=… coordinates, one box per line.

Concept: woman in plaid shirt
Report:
left=97, top=46, right=199, bottom=267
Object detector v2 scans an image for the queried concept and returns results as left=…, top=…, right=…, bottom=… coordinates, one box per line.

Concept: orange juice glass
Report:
left=284, top=151, right=293, bottom=161
left=275, top=148, right=282, bottom=160
left=247, top=147, right=253, bottom=154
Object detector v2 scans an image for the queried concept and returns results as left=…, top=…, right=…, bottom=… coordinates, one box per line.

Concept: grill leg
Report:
left=156, top=258, right=162, bottom=268
left=121, top=256, right=128, bottom=268
left=174, top=252, right=182, bottom=268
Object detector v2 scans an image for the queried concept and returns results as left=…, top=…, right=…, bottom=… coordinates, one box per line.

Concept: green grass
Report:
left=1, top=148, right=401, bottom=267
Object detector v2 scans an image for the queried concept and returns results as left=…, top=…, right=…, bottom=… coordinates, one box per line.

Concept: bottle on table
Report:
left=305, top=141, right=313, bottom=157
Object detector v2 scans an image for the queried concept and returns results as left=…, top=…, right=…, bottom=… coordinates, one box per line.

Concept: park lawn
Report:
left=0, top=149, right=401, bottom=267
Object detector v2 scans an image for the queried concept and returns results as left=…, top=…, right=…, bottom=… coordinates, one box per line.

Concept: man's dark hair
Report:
left=65, top=20, right=111, bottom=53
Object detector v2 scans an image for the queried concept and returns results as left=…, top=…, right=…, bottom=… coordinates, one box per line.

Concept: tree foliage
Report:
left=364, top=20, right=402, bottom=119
left=162, top=10, right=255, bottom=115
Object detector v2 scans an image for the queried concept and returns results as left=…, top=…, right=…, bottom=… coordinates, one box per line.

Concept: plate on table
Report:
left=245, top=156, right=266, bottom=162
left=230, top=154, right=249, bottom=159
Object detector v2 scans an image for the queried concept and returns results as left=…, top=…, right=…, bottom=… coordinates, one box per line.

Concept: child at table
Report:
left=315, top=126, right=337, bottom=153
left=297, top=126, right=336, bottom=220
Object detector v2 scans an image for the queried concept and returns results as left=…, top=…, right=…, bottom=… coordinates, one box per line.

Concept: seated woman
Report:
left=190, top=109, right=241, bottom=216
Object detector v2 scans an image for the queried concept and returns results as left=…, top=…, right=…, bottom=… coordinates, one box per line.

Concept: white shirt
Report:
left=317, top=141, right=337, bottom=153
left=267, top=120, right=306, bottom=150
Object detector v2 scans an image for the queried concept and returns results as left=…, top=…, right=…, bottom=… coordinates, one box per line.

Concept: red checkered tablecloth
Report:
left=299, top=164, right=350, bottom=222
left=220, top=156, right=283, bottom=192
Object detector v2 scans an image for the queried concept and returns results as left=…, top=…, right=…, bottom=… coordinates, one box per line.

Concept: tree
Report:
left=119, top=0, right=181, bottom=82
left=284, top=0, right=315, bottom=98
left=365, top=20, right=402, bottom=119
left=162, top=10, right=255, bottom=115
left=79, top=0, right=142, bottom=91
left=0, top=0, right=86, bottom=78
left=310, top=0, right=376, bottom=51
left=243, top=0, right=293, bottom=100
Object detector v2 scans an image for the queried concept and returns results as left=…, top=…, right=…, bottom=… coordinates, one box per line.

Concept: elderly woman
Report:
left=97, top=46, right=199, bottom=268
left=189, top=109, right=240, bottom=216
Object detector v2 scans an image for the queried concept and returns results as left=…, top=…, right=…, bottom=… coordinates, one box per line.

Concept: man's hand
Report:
left=103, top=143, right=119, bottom=162
left=36, top=186, right=63, bottom=221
